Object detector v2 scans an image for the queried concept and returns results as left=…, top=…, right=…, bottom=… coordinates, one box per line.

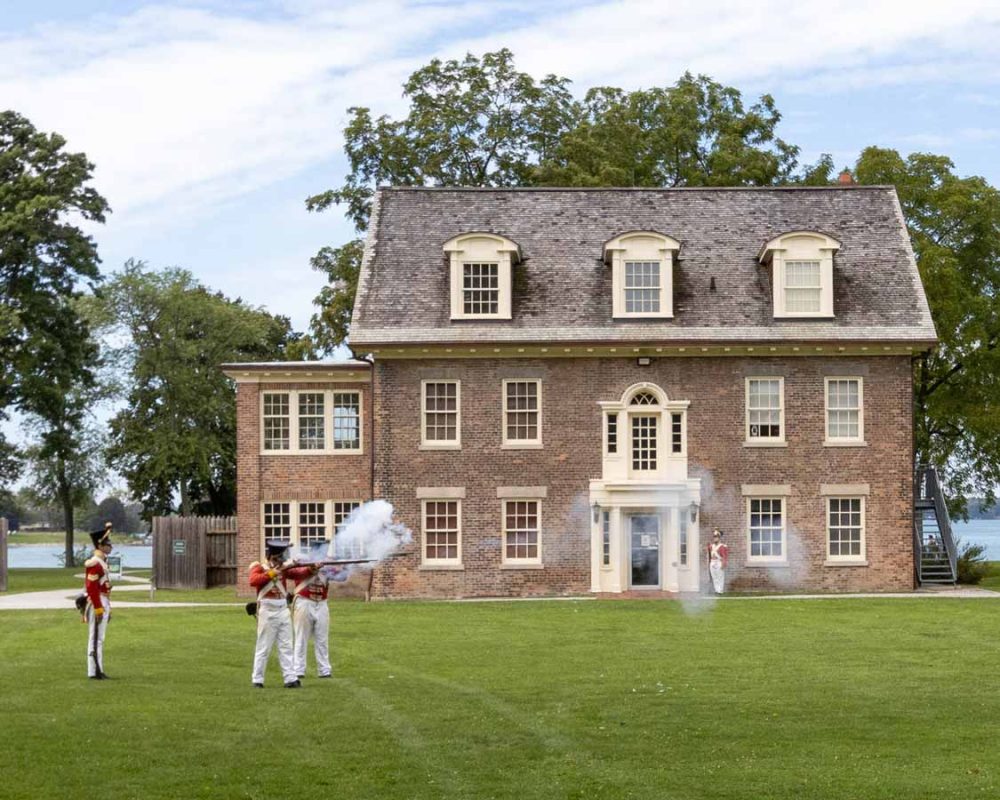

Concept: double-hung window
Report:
left=463, top=263, right=499, bottom=315
left=263, top=502, right=292, bottom=543
left=503, top=500, right=541, bottom=565
left=827, top=497, right=865, bottom=561
left=422, top=500, right=461, bottom=565
left=421, top=381, right=461, bottom=448
left=825, top=378, right=864, bottom=444
left=262, top=500, right=362, bottom=552
left=261, top=390, right=362, bottom=454
left=502, top=380, right=541, bottom=446
left=623, top=261, right=661, bottom=314
left=332, top=501, right=363, bottom=559
left=297, top=502, right=328, bottom=548
left=746, top=378, right=784, bottom=444
left=784, top=260, right=822, bottom=314
left=747, top=497, right=785, bottom=563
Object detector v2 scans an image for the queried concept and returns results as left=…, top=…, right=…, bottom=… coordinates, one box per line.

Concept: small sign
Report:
left=173, top=540, right=186, bottom=555
left=107, top=554, right=123, bottom=582
left=641, top=534, right=652, bottom=547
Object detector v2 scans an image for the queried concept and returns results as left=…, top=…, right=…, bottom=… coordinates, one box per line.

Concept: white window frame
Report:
left=260, top=390, right=363, bottom=455
left=759, top=231, right=839, bottom=319
left=501, top=498, right=543, bottom=567
left=502, top=379, right=542, bottom=448
left=824, top=377, right=865, bottom=445
left=260, top=499, right=363, bottom=551
left=746, top=496, right=787, bottom=565
left=745, top=377, right=786, bottom=445
left=420, top=380, right=461, bottom=450
left=444, top=234, right=520, bottom=320
left=604, top=232, right=679, bottom=319
left=421, top=499, right=462, bottom=567
left=826, top=496, right=866, bottom=563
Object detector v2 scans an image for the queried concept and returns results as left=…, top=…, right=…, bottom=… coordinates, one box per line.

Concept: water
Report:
left=952, top=519, right=1000, bottom=560
left=7, top=545, right=152, bottom=569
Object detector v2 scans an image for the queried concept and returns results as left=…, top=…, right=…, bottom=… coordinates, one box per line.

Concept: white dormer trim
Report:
left=603, top=231, right=680, bottom=320
left=444, top=233, right=521, bottom=321
left=759, top=231, right=840, bottom=319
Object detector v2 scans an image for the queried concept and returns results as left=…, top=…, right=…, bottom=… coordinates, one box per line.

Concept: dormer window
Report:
left=604, top=231, right=680, bottom=319
left=758, top=231, right=841, bottom=319
left=444, top=233, right=521, bottom=320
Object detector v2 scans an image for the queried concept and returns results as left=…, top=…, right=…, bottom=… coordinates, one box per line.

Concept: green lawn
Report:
left=981, top=561, right=1000, bottom=590
left=2, top=598, right=999, bottom=799
left=1, top=567, right=151, bottom=593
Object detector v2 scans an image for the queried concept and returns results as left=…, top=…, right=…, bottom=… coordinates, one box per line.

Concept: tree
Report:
left=0, top=110, right=110, bottom=561
left=306, top=49, right=578, bottom=350
left=97, top=261, right=310, bottom=517
left=535, top=74, right=799, bottom=188
left=855, top=148, right=1000, bottom=516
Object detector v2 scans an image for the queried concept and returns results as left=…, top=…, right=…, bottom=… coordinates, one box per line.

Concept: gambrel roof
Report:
left=348, top=186, right=937, bottom=348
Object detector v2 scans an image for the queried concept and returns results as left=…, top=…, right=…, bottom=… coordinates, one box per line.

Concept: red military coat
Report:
left=707, top=541, right=729, bottom=568
left=284, top=565, right=329, bottom=601
left=85, top=551, right=111, bottom=608
left=249, top=561, right=288, bottom=599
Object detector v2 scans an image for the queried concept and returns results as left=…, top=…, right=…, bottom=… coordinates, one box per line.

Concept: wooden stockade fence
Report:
left=0, top=517, right=8, bottom=592
left=152, top=516, right=237, bottom=590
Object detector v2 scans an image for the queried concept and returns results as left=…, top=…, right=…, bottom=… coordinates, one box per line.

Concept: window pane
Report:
left=262, top=393, right=290, bottom=450
left=631, top=415, right=657, bottom=471
left=828, top=497, right=863, bottom=558
left=505, top=381, right=539, bottom=442
left=463, top=263, right=499, bottom=315
left=827, top=380, right=861, bottom=439
left=298, top=393, right=325, bottom=450
left=298, top=502, right=327, bottom=547
left=624, top=261, right=661, bottom=313
left=504, top=500, right=540, bottom=561
left=606, top=413, right=618, bottom=454
left=263, top=502, right=292, bottom=544
left=424, top=382, right=459, bottom=442
left=747, top=379, right=782, bottom=439
left=332, top=501, right=363, bottom=558
left=749, top=498, right=783, bottom=559
left=425, top=501, right=460, bottom=561
left=333, top=392, right=361, bottom=450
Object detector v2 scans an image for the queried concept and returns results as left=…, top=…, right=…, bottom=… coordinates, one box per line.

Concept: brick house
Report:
left=225, top=186, right=937, bottom=597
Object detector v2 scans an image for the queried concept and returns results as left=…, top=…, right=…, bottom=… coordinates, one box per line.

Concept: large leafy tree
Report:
left=96, top=261, right=310, bottom=516
left=305, top=49, right=578, bottom=350
left=308, top=55, right=804, bottom=350
left=535, top=74, right=798, bottom=188
left=0, top=110, right=110, bottom=561
left=855, top=147, right=1000, bottom=515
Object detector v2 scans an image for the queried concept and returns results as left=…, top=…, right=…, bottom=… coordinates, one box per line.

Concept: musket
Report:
left=282, top=558, right=378, bottom=570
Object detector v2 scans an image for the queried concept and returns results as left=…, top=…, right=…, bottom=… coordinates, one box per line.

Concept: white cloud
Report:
left=1, top=0, right=998, bottom=247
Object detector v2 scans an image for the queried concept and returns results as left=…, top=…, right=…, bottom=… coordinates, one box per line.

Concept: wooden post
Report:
left=0, top=517, right=8, bottom=592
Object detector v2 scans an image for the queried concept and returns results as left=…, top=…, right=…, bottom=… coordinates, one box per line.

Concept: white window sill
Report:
left=419, top=444, right=462, bottom=451
left=613, top=314, right=674, bottom=320
left=743, top=441, right=788, bottom=448
left=501, top=442, right=543, bottom=450
left=450, top=313, right=511, bottom=321
left=773, top=314, right=835, bottom=320
left=823, top=441, right=868, bottom=448
left=418, top=563, right=464, bottom=571
left=500, top=563, right=544, bottom=570
left=746, top=561, right=790, bottom=568
left=260, top=450, right=363, bottom=456
left=824, top=559, right=869, bottom=567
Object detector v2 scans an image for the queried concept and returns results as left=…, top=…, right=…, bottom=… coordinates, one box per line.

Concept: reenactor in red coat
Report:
left=84, top=523, right=114, bottom=679
left=248, top=540, right=300, bottom=688
left=285, top=552, right=339, bottom=679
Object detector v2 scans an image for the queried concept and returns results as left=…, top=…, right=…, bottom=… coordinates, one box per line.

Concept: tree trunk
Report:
left=179, top=478, right=191, bottom=517
left=58, top=457, right=76, bottom=566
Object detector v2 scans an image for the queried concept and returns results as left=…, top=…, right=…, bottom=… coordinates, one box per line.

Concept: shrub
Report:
left=956, top=539, right=989, bottom=584
left=54, top=545, right=91, bottom=568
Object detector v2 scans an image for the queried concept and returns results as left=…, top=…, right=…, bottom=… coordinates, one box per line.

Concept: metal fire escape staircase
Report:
left=914, top=466, right=958, bottom=585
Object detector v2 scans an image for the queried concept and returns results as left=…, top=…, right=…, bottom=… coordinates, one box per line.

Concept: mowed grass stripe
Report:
left=1, top=599, right=998, bottom=799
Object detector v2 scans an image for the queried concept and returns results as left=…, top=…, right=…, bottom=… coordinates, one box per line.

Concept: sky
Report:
left=2, top=0, right=999, bottom=336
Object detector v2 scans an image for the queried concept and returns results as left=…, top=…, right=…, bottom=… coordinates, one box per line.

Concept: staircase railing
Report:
left=915, top=465, right=958, bottom=582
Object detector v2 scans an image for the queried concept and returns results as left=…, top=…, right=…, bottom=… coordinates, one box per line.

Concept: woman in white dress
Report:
left=707, top=529, right=729, bottom=594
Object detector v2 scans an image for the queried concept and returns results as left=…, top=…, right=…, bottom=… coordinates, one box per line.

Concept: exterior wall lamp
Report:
left=689, top=502, right=699, bottom=522
left=592, top=502, right=601, bottom=524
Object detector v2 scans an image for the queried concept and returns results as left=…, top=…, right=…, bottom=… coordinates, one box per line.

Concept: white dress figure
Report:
left=708, top=530, right=729, bottom=594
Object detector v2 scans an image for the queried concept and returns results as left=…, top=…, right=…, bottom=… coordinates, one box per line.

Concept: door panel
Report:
left=630, top=514, right=660, bottom=588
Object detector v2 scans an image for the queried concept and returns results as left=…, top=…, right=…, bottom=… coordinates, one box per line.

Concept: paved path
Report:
left=0, top=576, right=243, bottom=610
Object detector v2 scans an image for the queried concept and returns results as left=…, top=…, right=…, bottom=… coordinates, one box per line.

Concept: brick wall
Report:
left=235, top=379, right=372, bottom=596
left=371, top=355, right=915, bottom=598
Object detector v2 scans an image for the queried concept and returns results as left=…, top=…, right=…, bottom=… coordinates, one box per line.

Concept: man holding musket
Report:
left=248, top=540, right=300, bottom=688
left=84, top=522, right=114, bottom=680
left=285, top=547, right=344, bottom=680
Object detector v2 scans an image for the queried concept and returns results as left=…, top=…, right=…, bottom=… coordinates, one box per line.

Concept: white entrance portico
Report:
left=589, top=383, right=701, bottom=593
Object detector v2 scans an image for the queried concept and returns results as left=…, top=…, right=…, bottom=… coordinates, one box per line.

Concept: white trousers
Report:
left=710, top=561, right=725, bottom=594
left=292, top=597, right=331, bottom=677
left=251, top=599, right=297, bottom=685
left=86, top=596, right=110, bottom=677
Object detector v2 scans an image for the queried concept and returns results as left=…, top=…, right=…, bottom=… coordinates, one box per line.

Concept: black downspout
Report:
left=351, top=350, right=377, bottom=600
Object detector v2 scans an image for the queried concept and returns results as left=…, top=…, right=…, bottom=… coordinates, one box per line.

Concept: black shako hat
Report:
left=265, top=540, right=290, bottom=559
left=90, top=525, right=112, bottom=549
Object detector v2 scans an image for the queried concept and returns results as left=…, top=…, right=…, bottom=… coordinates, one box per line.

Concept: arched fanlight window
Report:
left=630, top=391, right=659, bottom=406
